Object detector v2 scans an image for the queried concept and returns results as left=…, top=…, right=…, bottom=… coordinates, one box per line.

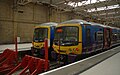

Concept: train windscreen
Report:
left=54, top=26, right=79, bottom=46
left=33, top=28, right=48, bottom=42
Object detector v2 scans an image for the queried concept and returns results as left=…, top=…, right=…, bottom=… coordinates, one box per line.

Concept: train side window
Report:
left=96, top=31, right=103, bottom=42
left=94, top=32, right=97, bottom=41
left=112, top=33, right=115, bottom=40
left=112, top=33, right=117, bottom=41
left=86, top=29, right=90, bottom=39
left=86, top=28, right=91, bottom=45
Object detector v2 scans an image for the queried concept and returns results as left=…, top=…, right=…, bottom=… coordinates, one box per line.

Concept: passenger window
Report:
left=94, top=32, right=97, bottom=41
left=86, top=28, right=91, bottom=45
left=96, top=31, right=103, bottom=42
left=112, top=33, right=117, bottom=41
left=86, top=29, right=90, bottom=38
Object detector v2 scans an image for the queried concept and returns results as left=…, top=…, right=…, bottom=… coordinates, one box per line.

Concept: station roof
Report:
left=16, top=0, right=120, bottom=27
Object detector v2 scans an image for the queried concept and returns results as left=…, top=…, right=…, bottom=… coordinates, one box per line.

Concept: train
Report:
left=51, top=19, right=120, bottom=63
left=31, top=22, right=58, bottom=59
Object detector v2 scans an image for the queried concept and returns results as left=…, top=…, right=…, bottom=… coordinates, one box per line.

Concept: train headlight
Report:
left=76, top=48, right=79, bottom=51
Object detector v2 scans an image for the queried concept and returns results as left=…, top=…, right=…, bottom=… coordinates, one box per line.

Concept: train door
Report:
left=106, top=28, right=111, bottom=48
left=85, top=26, right=92, bottom=53
left=103, top=29, right=107, bottom=49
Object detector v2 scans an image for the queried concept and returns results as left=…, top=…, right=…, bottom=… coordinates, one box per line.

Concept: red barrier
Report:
left=0, top=49, right=17, bottom=74
left=7, top=55, right=32, bottom=75
left=31, top=59, right=47, bottom=75
left=0, top=49, right=13, bottom=62
left=44, top=38, right=49, bottom=71
left=58, top=40, right=61, bottom=64
left=19, top=57, right=48, bottom=75
left=8, top=55, right=49, bottom=75
left=0, top=38, right=49, bottom=74
left=31, top=59, right=43, bottom=75
left=15, top=37, right=18, bottom=63
left=19, top=56, right=34, bottom=75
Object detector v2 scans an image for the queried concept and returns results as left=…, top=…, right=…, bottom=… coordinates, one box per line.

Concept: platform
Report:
left=79, top=51, right=120, bottom=75
left=40, top=46, right=120, bottom=75
left=0, top=43, right=32, bottom=53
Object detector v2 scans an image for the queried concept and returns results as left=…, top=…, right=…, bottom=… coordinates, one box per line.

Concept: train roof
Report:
left=90, top=22, right=120, bottom=30
left=110, top=26, right=119, bottom=30
left=89, top=22, right=107, bottom=27
left=39, top=22, right=58, bottom=26
left=61, top=19, right=90, bottom=24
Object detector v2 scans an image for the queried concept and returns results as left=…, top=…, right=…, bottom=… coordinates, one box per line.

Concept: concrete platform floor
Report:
left=79, top=50, right=120, bottom=75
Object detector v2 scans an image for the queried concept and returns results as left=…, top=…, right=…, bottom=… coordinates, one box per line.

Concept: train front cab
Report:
left=53, top=23, right=82, bottom=63
left=52, top=20, right=96, bottom=63
left=31, top=22, right=57, bottom=59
